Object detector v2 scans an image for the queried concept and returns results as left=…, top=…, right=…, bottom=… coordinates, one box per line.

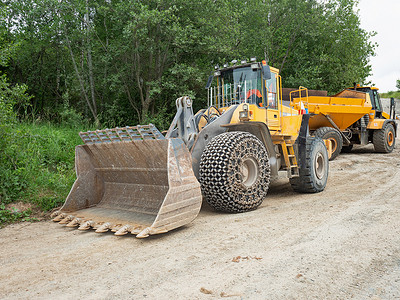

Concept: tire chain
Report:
left=199, top=131, right=270, bottom=213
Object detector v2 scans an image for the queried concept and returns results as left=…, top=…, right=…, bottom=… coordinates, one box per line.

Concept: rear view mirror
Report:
left=205, top=75, right=213, bottom=89
left=390, top=97, right=396, bottom=119
left=261, top=60, right=271, bottom=80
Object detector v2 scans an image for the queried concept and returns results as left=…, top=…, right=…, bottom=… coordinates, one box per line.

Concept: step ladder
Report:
left=280, top=141, right=299, bottom=178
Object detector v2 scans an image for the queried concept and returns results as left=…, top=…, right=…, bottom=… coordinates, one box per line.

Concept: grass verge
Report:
left=0, top=121, right=84, bottom=227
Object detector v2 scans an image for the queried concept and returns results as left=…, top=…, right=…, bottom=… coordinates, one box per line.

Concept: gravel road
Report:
left=1, top=133, right=399, bottom=300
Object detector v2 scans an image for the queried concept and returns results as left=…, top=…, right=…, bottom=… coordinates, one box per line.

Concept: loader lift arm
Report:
left=165, top=96, right=198, bottom=150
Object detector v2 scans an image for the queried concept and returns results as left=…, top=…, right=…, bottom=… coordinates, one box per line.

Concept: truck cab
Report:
left=355, top=86, right=383, bottom=118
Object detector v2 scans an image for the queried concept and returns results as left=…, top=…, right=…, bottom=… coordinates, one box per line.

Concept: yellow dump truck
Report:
left=52, top=59, right=331, bottom=238
left=289, top=86, right=397, bottom=160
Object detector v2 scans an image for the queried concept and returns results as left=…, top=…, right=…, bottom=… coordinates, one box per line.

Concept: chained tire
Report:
left=289, top=137, right=329, bottom=193
left=199, top=131, right=270, bottom=213
left=313, top=127, right=342, bottom=160
left=373, top=122, right=395, bottom=153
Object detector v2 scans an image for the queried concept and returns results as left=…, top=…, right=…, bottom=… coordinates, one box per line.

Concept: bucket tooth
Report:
left=66, top=218, right=82, bottom=227
left=53, top=213, right=67, bottom=222
left=115, top=225, right=132, bottom=236
left=95, top=222, right=111, bottom=233
left=111, top=224, right=123, bottom=233
left=51, top=211, right=61, bottom=218
left=78, top=220, right=95, bottom=230
left=59, top=215, right=75, bottom=224
left=131, top=226, right=145, bottom=235
left=136, top=227, right=151, bottom=239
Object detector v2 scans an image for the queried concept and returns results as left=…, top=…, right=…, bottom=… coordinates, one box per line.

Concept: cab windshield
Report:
left=207, top=65, right=278, bottom=109
left=220, top=67, right=262, bottom=105
left=357, top=87, right=381, bottom=111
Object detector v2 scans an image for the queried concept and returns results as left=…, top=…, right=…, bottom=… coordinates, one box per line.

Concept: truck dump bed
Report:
left=291, top=89, right=373, bottom=131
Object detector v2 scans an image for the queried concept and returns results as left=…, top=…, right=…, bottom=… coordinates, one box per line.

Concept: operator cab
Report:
left=206, top=60, right=280, bottom=110
left=355, top=86, right=383, bottom=118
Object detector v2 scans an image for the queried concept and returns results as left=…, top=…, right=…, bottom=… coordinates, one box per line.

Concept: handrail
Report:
left=289, top=86, right=309, bottom=115
left=278, top=75, right=283, bottom=119
left=208, top=79, right=262, bottom=109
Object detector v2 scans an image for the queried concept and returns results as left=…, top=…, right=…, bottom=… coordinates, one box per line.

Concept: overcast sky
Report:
left=357, top=0, right=400, bottom=92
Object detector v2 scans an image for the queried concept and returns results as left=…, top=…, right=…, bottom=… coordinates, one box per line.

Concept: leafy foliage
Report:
left=380, top=91, right=400, bottom=99
left=3, top=0, right=376, bottom=124
left=0, top=203, right=36, bottom=226
left=0, top=122, right=82, bottom=225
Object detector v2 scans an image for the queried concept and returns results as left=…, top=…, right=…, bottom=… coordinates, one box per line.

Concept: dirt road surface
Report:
left=1, top=133, right=400, bottom=299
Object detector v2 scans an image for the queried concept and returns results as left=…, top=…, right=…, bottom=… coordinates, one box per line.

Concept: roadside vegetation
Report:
left=0, top=81, right=84, bottom=225
left=380, top=79, right=400, bottom=99
left=0, top=0, right=377, bottom=226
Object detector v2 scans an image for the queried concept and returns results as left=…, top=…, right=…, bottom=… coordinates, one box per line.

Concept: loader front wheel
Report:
left=199, top=131, right=270, bottom=213
left=373, top=123, right=395, bottom=153
left=313, top=127, right=342, bottom=160
left=289, top=137, right=329, bottom=193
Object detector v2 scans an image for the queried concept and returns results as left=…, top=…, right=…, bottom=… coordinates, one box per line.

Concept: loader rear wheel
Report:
left=373, top=123, right=395, bottom=153
left=313, top=127, right=342, bottom=160
left=199, top=131, right=270, bottom=213
left=289, top=137, right=329, bottom=193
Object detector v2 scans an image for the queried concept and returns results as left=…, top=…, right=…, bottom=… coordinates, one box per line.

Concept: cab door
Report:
left=264, top=72, right=280, bottom=130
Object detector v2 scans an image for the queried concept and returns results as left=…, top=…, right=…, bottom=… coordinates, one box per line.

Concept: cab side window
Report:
left=373, top=90, right=381, bottom=111
left=265, top=73, right=277, bottom=109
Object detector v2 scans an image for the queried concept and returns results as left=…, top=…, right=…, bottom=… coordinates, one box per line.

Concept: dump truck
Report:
left=52, top=59, right=330, bottom=238
left=288, top=86, right=397, bottom=160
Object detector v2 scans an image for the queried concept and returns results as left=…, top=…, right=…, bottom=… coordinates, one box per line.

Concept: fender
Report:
left=295, top=114, right=311, bottom=169
left=367, top=118, right=397, bottom=135
left=383, top=119, right=397, bottom=136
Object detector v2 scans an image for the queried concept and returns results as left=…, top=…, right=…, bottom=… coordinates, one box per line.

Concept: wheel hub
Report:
left=240, top=157, right=259, bottom=188
left=328, top=137, right=337, bottom=153
left=387, top=131, right=394, bottom=146
left=314, top=152, right=325, bottom=180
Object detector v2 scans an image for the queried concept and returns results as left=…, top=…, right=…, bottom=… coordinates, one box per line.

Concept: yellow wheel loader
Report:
left=52, top=59, right=331, bottom=238
left=289, top=85, right=397, bottom=160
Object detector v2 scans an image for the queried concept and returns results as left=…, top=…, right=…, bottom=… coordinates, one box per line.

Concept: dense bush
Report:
left=0, top=75, right=84, bottom=225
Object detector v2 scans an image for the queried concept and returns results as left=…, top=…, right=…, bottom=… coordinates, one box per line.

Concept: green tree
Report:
left=2, top=0, right=377, bottom=125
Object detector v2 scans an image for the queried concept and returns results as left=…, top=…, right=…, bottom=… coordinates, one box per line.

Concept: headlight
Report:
left=243, top=104, right=249, bottom=111
left=239, top=111, right=249, bottom=119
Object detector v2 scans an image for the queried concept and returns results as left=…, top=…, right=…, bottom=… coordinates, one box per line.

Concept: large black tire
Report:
left=289, top=137, right=329, bottom=193
left=313, top=127, right=343, bottom=160
left=373, top=123, right=395, bottom=153
left=341, top=144, right=353, bottom=153
left=199, top=131, right=270, bottom=213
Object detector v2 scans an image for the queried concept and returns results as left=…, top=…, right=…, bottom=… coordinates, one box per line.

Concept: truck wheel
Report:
left=373, top=123, right=395, bottom=153
left=313, top=127, right=343, bottom=160
left=341, top=144, right=353, bottom=153
left=199, top=131, right=270, bottom=213
left=289, top=137, right=329, bottom=193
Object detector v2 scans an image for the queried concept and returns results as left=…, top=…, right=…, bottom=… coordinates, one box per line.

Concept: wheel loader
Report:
left=288, top=85, right=397, bottom=160
left=52, top=59, right=331, bottom=238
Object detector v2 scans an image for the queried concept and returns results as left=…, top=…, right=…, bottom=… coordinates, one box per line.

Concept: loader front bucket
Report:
left=52, top=125, right=202, bottom=238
